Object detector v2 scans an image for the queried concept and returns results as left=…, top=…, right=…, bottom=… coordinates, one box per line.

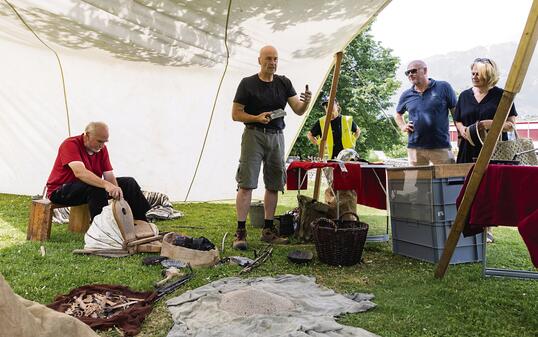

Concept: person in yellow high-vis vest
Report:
left=306, top=97, right=360, bottom=159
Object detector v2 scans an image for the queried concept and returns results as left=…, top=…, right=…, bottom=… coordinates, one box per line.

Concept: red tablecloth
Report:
left=286, top=161, right=387, bottom=210
left=457, top=164, right=538, bottom=267
left=358, top=167, right=386, bottom=210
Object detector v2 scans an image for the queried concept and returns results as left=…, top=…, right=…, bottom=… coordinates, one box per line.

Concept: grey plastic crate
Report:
left=391, top=218, right=483, bottom=248
left=392, top=239, right=483, bottom=264
left=390, top=202, right=457, bottom=223
left=391, top=217, right=483, bottom=264
left=388, top=177, right=464, bottom=204
left=388, top=177, right=464, bottom=223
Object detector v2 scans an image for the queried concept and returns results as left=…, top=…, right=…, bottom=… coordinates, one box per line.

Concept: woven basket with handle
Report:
left=312, top=212, right=368, bottom=266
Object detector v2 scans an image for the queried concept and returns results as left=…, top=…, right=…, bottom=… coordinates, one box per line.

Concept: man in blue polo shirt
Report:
left=394, top=60, right=457, bottom=166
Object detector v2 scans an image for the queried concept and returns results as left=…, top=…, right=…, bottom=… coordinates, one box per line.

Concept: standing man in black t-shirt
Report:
left=231, top=45, right=311, bottom=250
left=306, top=96, right=360, bottom=159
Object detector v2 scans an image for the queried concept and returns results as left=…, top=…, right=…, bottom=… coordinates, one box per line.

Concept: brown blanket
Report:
left=48, top=284, right=156, bottom=336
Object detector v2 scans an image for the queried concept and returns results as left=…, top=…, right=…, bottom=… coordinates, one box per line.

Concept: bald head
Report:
left=258, top=45, right=278, bottom=80
left=408, top=60, right=427, bottom=69
left=84, top=122, right=109, bottom=153
left=406, top=60, right=428, bottom=87
left=85, top=121, right=108, bottom=136
left=259, top=45, right=277, bottom=58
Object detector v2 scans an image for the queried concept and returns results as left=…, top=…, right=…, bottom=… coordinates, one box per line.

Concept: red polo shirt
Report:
left=46, top=134, right=113, bottom=197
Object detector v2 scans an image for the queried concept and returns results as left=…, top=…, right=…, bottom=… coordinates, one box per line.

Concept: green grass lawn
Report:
left=1, top=192, right=537, bottom=337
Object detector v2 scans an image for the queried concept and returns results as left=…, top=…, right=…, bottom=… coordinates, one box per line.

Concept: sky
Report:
left=371, top=0, right=533, bottom=64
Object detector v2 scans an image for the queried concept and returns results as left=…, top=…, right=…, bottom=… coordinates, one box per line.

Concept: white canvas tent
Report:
left=0, top=0, right=389, bottom=201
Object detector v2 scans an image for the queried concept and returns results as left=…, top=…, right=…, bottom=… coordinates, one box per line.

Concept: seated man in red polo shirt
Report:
left=46, top=121, right=150, bottom=221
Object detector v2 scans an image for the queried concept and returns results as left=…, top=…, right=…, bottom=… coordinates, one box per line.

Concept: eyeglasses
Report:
left=474, top=58, right=493, bottom=65
left=405, top=68, right=420, bottom=76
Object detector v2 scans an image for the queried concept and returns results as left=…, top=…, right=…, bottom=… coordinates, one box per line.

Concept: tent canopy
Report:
left=0, top=0, right=389, bottom=201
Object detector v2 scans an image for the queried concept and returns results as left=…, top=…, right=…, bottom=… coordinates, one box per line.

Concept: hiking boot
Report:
left=233, top=228, right=248, bottom=250
left=260, top=228, right=289, bottom=244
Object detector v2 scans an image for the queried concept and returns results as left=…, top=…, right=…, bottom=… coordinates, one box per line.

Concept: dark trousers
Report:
left=50, top=177, right=150, bottom=221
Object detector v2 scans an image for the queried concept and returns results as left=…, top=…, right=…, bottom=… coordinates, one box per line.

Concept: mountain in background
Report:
left=391, top=42, right=538, bottom=121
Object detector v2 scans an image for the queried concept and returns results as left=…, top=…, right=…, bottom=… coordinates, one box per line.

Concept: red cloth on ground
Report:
left=286, top=161, right=387, bottom=209
left=457, top=164, right=538, bottom=267
left=46, top=134, right=113, bottom=197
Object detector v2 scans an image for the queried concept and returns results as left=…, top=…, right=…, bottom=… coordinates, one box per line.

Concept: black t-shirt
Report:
left=454, top=86, right=518, bottom=163
left=310, top=115, right=358, bottom=159
left=233, top=74, right=297, bottom=130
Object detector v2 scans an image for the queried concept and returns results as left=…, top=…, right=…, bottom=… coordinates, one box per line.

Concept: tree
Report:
left=290, top=26, right=405, bottom=160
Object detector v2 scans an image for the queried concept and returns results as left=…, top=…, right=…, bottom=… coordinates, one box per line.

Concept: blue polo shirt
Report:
left=396, top=79, right=456, bottom=149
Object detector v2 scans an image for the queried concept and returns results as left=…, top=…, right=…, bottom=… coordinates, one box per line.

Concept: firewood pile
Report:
left=63, top=292, right=144, bottom=319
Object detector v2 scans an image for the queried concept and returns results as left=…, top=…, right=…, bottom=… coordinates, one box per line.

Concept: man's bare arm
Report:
left=394, top=112, right=413, bottom=133
left=68, top=161, right=122, bottom=199
left=232, top=102, right=271, bottom=124
left=287, top=85, right=312, bottom=116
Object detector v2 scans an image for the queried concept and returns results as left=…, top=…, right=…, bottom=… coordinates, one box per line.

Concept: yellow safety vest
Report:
left=318, top=115, right=357, bottom=159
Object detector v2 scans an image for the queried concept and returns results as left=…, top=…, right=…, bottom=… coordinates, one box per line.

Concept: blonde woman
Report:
left=454, top=58, right=517, bottom=164
left=454, top=58, right=518, bottom=243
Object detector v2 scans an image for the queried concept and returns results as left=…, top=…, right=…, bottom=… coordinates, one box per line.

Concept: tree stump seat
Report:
left=27, top=199, right=90, bottom=241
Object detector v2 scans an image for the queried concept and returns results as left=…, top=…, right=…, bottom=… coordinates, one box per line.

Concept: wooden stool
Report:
left=68, top=204, right=91, bottom=234
left=27, top=200, right=90, bottom=241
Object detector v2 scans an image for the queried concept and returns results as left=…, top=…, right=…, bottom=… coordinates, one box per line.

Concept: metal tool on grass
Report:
left=239, top=245, right=273, bottom=274
left=154, top=263, right=194, bottom=302
left=155, top=267, right=184, bottom=288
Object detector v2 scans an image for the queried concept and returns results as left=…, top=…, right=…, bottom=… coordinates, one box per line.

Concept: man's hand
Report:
left=300, top=84, right=311, bottom=103
left=401, top=122, right=414, bottom=133
left=105, top=182, right=123, bottom=200
left=256, top=112, right=272, bottom=124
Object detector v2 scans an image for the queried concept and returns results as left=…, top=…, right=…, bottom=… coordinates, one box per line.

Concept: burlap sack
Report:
left=297, top=195, right=330, bottom=242
left=161, top=232, right=219, bottom=267
left=0, top=274, right=99, bottom=337
left=325, top=188, right=358, bottom=221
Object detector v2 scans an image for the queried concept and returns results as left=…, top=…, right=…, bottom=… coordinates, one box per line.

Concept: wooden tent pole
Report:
left=435, top=0, right=538, bottom=279
left=313, top=51, right=344, bottom=200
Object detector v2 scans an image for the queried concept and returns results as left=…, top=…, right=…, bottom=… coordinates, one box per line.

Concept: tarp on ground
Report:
left=0, top=0, right=389, bottom=201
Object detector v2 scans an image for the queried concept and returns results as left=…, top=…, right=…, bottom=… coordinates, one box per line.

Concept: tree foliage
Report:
left=290, top=27, right=406, bottom=160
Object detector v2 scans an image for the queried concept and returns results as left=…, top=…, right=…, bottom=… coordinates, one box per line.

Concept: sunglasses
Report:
left=405, top=68, right=420, bottom=76
left=474, top=58, right=493, bottom=65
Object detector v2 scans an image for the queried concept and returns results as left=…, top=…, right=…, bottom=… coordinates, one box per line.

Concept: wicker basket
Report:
left=312, top=212, right=369, bottom=266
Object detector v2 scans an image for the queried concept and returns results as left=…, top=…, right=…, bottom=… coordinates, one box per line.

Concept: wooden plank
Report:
left=386, top=166, right=433, bottom=180
left=433, top=163, right=474, bottom=179
left=435, top=0, right=538, bottom=279
left=386, top=164, right=474, bottom=181
left=313, top=51, right=343, bottom=200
